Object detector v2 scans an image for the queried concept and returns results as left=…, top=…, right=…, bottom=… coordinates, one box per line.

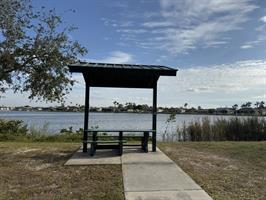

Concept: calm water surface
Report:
left=0, top=111, right=259, bottom=139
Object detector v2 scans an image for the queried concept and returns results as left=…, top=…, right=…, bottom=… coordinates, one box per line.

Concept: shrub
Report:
left=0, top=119, right=82, bottom=142
left=0, top=119, right=28, bottom=141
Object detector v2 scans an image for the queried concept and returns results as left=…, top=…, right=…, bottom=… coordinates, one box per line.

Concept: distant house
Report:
left=102, top=107, right=113, bottom=112
left=254, top=108, right=266, bottom=116
left=238, top=108, right=256, bottom=115
left=261, top=108, right=266, bottom=116
left=0, top=106, right=11, bottom=111
left=96, top=107, right=102, bottom=112
left=158, top=108, right=164, bottom=113
left=90, top=107, right=102, bottom=112
left=197, top=109, right=209, bottom=114
left=216, top=107, right=234, bottom=115
left=180, top=108, right=186, bottom=113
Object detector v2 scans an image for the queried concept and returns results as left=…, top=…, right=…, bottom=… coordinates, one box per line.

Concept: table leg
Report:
left=144, top=131, right=149, bottom=153
left=91, top=131, right=97, bottom=156
left=90, top=142, right=94, bottom=156
left=119, top=131, right=123, bottom=155
left=141, top=137, right=145, bottom=150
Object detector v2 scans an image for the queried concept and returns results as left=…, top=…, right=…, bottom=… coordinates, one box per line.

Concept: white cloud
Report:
left=160, top=59, right=266, bottom=93
left=260, top=16, right=266, bottom=23
left=86, top=51, right=134, bottom=64
left=240, top=44, right=253, bottom=49
left=142, top=21, right=174, bottom=28
left=253, top=94, right=266, bottom=100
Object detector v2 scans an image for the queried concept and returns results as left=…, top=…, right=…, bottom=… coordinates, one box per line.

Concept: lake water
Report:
left=0, top=111, right=258, bottom=140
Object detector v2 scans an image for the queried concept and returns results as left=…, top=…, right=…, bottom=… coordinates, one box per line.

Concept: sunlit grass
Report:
left=159, top=141, right=266, bottom=200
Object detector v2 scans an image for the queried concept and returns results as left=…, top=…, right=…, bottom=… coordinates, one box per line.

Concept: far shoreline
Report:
left=0, top=110, right=265, bottom=117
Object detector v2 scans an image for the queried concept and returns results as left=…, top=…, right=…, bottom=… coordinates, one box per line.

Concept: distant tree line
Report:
left=4, top=100, right=265, bottom=116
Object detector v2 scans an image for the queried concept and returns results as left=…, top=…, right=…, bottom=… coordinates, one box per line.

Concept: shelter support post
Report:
left=152, top=83, right=157, bottom=152
left=83, top=83, right=90, bottom=152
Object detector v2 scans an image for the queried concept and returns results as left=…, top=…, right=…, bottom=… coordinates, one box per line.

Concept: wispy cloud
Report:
left=240, top=15, right=266, bottom=49
left=85, top=51, right=134, bottom=64
left=109, top=0, right=257, bottom=54
left=240, top=44, right=253, bottom=49
left=260, top=16, right=266, bottom=23
left=157, top=0, right=257, bottom=54
left=142, top=21, right=174, bottom=28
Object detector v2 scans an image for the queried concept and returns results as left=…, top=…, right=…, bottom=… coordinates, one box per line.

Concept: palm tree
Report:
left=232, top=104, right=238, bottom=110
left=232, top=104, right=238, bottom=115
left=113, top=101, right=119, bottom=112
left=241, top=103, right=246, bottom=108
left=255, top=101, right=260, bottom=108
left=246, top=102, right=252, bottom=108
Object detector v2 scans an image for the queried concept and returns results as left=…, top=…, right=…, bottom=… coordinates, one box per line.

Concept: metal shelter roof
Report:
left=68, top=62, right=177, bottom=88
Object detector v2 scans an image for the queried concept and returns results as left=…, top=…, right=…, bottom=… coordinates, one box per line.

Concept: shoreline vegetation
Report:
left=0, top=110, right=266, bottom=118
left=1, top=100, right=265, bottom=116
left=163, top=116, right=266, bottom=142
left=1, top=116, right=265, bottom=142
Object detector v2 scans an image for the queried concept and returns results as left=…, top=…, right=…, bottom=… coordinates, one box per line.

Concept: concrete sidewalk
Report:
left=122, top=147, right=213, bottom=200
left=65, top=146, right=213, bottom=199
left=65, top=148, right=120, bottom=165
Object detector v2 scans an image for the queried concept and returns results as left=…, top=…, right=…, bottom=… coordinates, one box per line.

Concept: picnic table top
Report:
left=85, top=129, right=155, bottom=133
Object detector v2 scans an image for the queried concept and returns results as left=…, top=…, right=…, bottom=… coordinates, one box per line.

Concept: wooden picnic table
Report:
left=84, top=129, right=155, bottom=156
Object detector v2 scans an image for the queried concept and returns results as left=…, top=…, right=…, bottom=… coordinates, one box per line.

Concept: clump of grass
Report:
left=174, top=117, right=266, bottom=141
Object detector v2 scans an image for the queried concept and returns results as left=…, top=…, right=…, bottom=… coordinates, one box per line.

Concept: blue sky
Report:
left=2, top=0, right=266, bottom=108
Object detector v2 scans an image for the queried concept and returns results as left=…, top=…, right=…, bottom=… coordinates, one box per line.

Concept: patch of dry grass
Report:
left=159, top=142, right=266, bottom=200
left=0, top=142, right=124, bottom=200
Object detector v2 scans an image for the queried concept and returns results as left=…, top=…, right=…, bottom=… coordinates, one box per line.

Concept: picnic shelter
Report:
left=68, top=62, right=177, bottom=156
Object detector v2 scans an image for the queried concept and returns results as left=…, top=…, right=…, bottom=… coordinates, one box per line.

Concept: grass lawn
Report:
left=0, top=142, right=124, bottom=200
left=159, top=141, right=266, bottom=200
left=1, top=141, right=265, bottom=200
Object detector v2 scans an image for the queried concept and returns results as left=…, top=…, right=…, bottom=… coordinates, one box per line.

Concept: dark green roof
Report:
left=68, top=62, right=177, bottom=88
left=69, top=62, right=177, bottom=75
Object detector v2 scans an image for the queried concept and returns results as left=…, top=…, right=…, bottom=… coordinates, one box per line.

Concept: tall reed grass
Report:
left=163, top=117, right=266, bottom=141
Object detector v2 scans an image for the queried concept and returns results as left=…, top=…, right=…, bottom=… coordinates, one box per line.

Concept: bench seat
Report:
left=85, top=130, right=150, bottom=156
left=87, top=140, right=127, bottom=156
